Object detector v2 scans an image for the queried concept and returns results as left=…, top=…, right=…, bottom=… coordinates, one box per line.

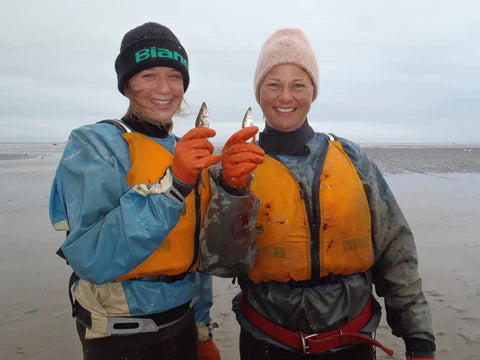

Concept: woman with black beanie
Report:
left=49, top=22, right=225, bottom=360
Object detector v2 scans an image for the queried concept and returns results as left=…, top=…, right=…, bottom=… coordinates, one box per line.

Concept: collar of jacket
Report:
left=122, top=113, right=172, bottom=138
left=259, top=119, right=314, bottom=156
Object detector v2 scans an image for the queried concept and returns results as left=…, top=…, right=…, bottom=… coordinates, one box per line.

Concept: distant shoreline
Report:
left=1, top=142, right=479, bottom=174
left=1, top=141, right=480, bottom=148
left=359, top=143, right=480, bottom=149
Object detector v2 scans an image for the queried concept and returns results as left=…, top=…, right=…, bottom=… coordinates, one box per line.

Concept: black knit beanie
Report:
left=115, top=22, right=189, bottom=95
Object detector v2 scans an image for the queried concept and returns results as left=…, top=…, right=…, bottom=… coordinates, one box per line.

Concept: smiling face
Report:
left=259, top=64, right=314, bottom=132
left=125, top=66, right=184, bottom=123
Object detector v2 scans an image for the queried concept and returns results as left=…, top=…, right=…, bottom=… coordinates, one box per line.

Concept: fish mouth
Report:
left=275, top=107, right=296, bottom=113
left=150, top=99, right=172, bottom=106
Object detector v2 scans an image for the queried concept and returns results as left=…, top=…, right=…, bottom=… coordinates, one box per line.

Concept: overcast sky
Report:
left=1, top=0, right=479, bottom=144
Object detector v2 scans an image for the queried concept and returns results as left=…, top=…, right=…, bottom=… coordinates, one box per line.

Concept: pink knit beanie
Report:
left=254, top=28, right=319, bottom=103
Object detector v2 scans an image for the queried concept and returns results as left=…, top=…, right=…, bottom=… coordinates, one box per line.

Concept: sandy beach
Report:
left=0, top=142, right=479, bottom=360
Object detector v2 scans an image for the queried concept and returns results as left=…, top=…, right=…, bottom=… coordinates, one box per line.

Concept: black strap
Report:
left=185, top=175, right=202, bottom=273
left=56, top=231, right=70, bottom=261
left=309, top=135, right=330, bottom=280
left=135, top=273, right=187, bottom=283
left=68, top=271, right=80, bottom=317
left=56, top=247, right=66, bottom=259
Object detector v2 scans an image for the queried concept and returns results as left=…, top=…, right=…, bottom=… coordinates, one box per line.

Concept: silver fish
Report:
left=195, top=102, right=209, bottom=190
left=195, top=102, right=209, bottom=128
left=242, top=107, right=255, bottom=143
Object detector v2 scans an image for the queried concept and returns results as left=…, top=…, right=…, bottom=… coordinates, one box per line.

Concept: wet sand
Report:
left=0, top=143, right=479, bottom=359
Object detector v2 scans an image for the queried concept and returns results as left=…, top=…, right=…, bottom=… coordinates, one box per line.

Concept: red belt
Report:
left=240, top=296, right=394, bottom=356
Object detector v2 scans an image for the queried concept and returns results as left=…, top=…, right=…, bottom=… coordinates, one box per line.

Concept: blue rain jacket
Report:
left=49, top=122, right=212, bottom=324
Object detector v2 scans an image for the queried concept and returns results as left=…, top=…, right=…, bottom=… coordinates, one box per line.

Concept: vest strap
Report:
left=240, top=296, right=393, bottom=356
left=97, top=119, right=132, bottom=133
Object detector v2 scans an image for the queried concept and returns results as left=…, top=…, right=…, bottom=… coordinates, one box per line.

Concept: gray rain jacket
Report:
left=201, top=131, right=435, bottom=354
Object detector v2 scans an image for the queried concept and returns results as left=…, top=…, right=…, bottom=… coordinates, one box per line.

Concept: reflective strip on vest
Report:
left=116, top=132, right=209, bottom=281
left=248, top=140, right=373, bottom=283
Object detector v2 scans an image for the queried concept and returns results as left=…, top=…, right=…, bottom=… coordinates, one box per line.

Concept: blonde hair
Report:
left=123, top=85, right=189, bottom=123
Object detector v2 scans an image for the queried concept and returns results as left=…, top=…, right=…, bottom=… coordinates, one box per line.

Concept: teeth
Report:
left=151, top=99, right=171, bottom=106
left=275, top=107, right=295, bottom=113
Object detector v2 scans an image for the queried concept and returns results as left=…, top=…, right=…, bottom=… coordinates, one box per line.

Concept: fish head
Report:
left=195, top=102, right=209, bottom=128
left=241, top=107, right=256, bottom=143
left=242, top=107, right=253, bottom=128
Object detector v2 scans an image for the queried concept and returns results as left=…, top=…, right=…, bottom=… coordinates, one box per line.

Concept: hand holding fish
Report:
left=222, top=126, right=264, bottom=188
left=171, top=102, right=221, bottom=185
left=171, top=127, right=221, bottom=185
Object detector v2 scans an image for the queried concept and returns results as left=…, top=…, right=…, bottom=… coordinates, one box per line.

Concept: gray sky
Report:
left=1, top=0, right=479, bottom=144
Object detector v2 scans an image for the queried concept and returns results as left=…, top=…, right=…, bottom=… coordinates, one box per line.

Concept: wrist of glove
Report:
left=170, top=168, right=194, bottom=197
left=219, top=170, right=249, bottom=196
left=405, top=338, right=436, bottom=359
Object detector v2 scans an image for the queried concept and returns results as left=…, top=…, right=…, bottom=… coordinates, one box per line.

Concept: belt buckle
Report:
left=299, top=332, right=318, bottom=355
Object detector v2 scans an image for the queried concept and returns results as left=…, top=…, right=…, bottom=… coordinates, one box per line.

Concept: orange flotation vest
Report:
left=248, top=139, right=373, bottom=283
left=115, top=130, right=210, bottom=281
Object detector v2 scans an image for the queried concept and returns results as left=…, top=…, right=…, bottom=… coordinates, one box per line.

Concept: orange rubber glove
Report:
left=222, top=126, right=264, bottom=188
left=171, top=127, right=221, bottom=185
left=199, top=339, right=221, bottom=360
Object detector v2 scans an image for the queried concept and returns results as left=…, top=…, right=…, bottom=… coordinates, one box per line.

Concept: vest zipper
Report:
left=310, top=168, right=322, bottom=280
left=298, top=182, right=318, bottom=279
left=310, top=139, right=330, bottom=280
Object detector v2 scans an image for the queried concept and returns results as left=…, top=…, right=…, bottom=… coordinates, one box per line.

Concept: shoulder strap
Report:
left=325, top=133, right=336, bottom=141
left=97, top=119, right=132, bottom=133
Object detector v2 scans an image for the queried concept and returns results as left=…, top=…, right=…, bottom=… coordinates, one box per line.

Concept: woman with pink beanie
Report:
left=201, top=28, right=436, bottom=359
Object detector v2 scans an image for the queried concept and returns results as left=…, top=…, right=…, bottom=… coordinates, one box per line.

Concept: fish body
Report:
left=195, top=102, right=209, bottom=128
left=195, top=102, right=209, bottom=190
left=242, top=107, right=253, bottom=128
left=242, top=107, right=255, bottom=143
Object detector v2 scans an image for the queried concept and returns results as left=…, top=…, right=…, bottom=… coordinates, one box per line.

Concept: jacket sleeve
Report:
left=199, top=165, right=260, bottom=277
left=341, top=139, right=435, bottom=345
left=54, top=127, right=184, bottom=284
left=194, top=271, right=213, bottom=326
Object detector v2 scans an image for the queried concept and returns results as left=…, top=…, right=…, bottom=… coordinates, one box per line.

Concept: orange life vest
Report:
left=116, top=131, right=210, bottom=281
left=248, top=139, right=373, bottom=283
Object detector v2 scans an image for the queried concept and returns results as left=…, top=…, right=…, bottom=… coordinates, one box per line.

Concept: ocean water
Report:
left=1, top=142, right=479, bottom=174
left=0, top=142, right=65, bottom=160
